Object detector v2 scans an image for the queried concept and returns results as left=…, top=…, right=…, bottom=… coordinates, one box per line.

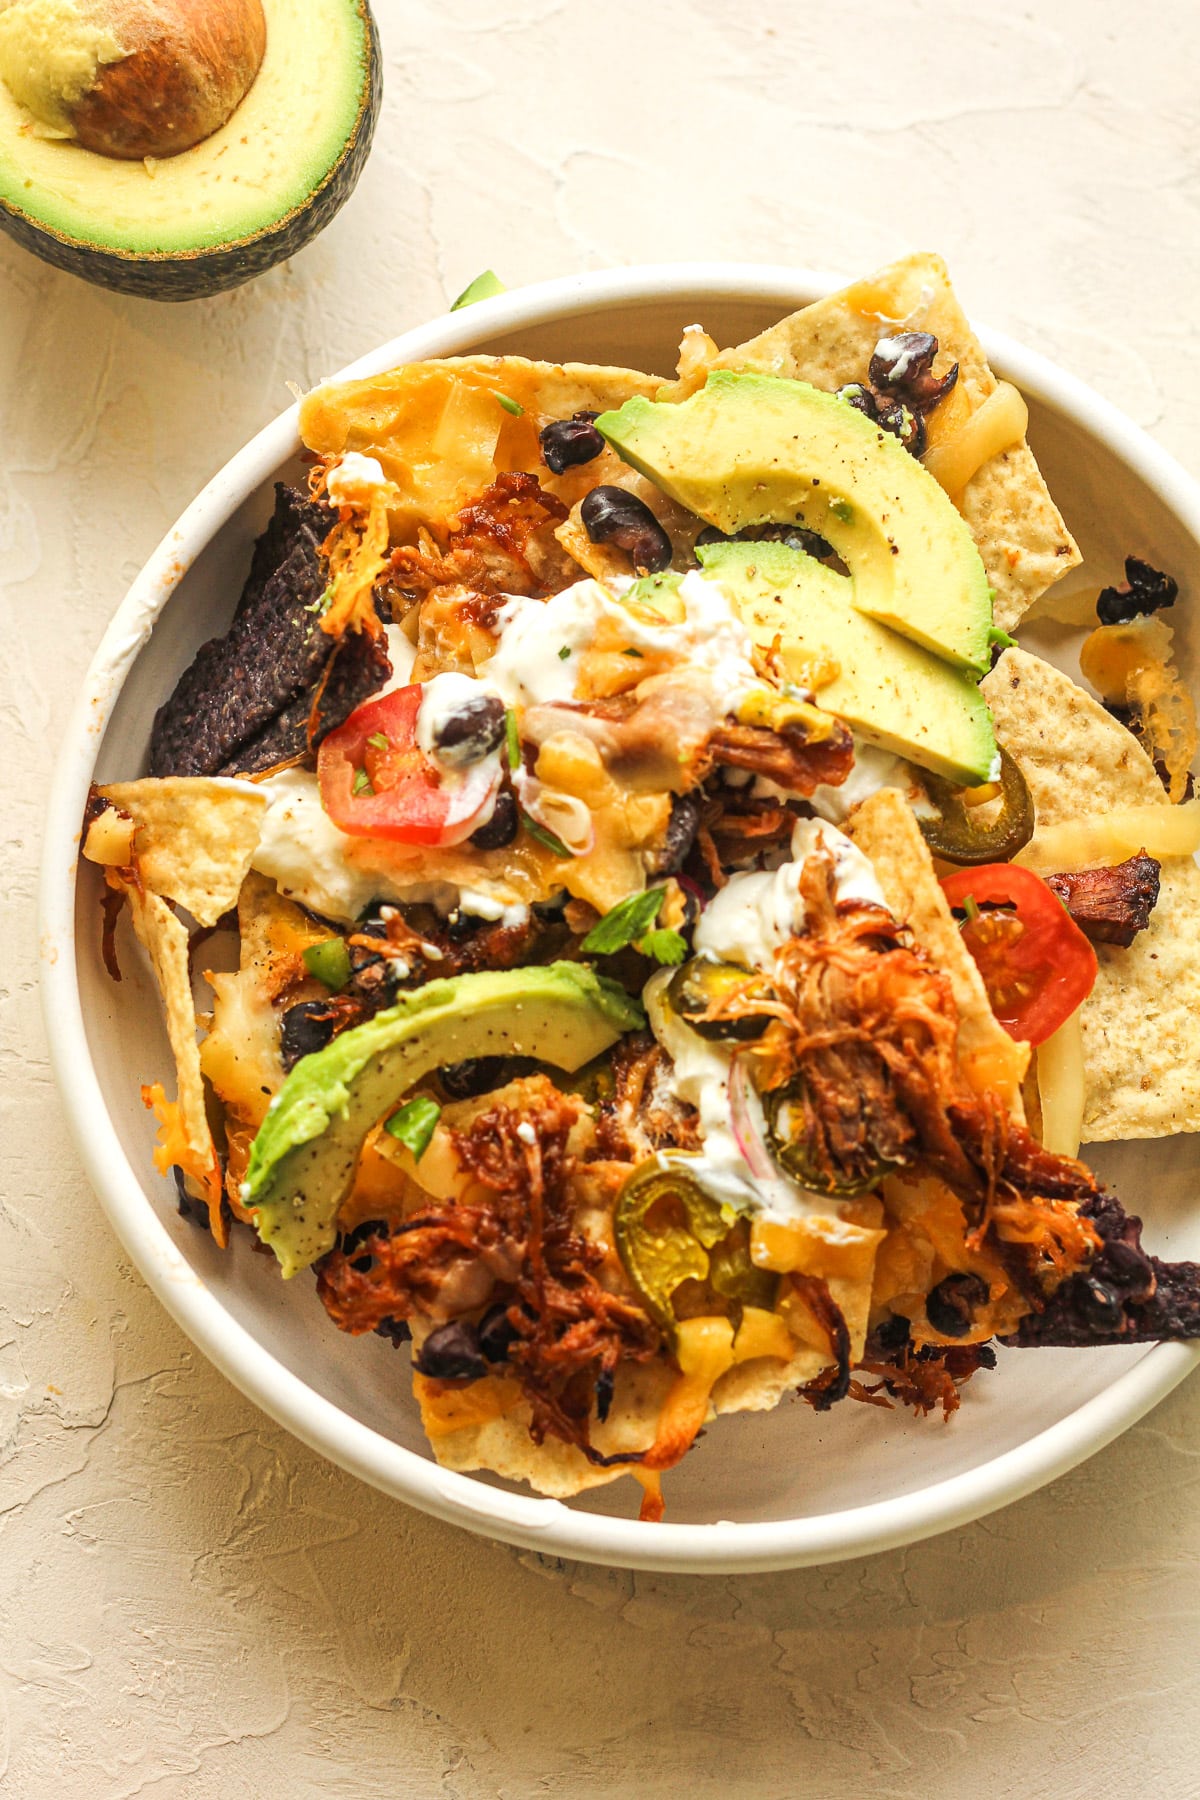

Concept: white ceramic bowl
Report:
left=40, top=265, right=1200, bottom=1574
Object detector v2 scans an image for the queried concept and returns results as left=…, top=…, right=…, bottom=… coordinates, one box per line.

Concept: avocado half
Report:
left=0, top=0, right=381, bottom=301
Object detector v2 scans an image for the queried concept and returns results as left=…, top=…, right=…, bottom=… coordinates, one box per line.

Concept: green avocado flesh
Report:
left=597, top=371, right=995, bottom=676
left=244, top=963, right=644, bottom=1279
left=451, top=269, right=506, bottom=309
left=697, top=539, right=998, bottom=785
left=0, top=0, right=376, bottom=292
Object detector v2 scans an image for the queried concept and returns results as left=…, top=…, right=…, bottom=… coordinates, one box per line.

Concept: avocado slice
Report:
left=597, top=371, right=994, bottom=676
left=696, top=540, right=998, bottom=785
left=0, top=0, right=380, bottom=301
left=244, top=963, right=644, bottom=1278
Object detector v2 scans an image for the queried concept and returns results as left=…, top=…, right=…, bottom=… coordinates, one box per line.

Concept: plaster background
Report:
left=4, top=0, right=1200, bottom=1793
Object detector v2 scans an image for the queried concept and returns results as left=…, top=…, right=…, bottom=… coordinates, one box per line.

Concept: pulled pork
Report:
left=391, top=473, right=573, bottom=606
left=591, top=1032, right=702, bottom=1164
left=316, top=1078, right=660, bottom=1462
left=704, top=716, right=854, bottom=795
left=852, top=1333, right=998, bottom=1420
left=723, top=849, right=1114, bottom=1326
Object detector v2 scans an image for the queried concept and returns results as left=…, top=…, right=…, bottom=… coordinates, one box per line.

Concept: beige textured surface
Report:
left=7, top=1, right=1200, bottom=1794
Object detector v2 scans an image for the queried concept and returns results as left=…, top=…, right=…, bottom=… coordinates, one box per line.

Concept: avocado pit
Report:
left=0, top=0, right=266, bottom=159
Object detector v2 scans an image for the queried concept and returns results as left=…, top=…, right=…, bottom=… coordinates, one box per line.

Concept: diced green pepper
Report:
left=302, top=938, right=352, bottom=992
left=384, top=1094, right=441, bottom=1159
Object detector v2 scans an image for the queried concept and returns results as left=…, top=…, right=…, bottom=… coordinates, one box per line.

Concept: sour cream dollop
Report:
left=250, top=768, right=527, bottom=929
left=325, top=452, right=393, bottom=509
left=484, top=571, right=760, bottom=717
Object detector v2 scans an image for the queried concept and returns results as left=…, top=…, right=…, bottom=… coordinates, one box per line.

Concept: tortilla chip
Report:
left=419, top=1209, right=878, bottom=1500
left=846, top=787, right=1029, bottom=1110
left=121, top=880, right=223, bottom=1239
left=415, top=1342, right=673, bottom=1498
left=713, top=252, right=1080, bottom=632
left=94, top=778, right=267, bottom=928
left=300, top=356, right=661, bottom=545
left=983, top=646, right=1200, bottom=1140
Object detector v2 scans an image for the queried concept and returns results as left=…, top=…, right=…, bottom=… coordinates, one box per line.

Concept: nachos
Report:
left=83, top=256, right=1200, bottom=1516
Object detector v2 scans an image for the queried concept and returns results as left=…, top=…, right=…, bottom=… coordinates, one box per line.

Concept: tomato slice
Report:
left=317, top=685, right=501, bottom=847
left=940, top=863, right=1098, bottom=1046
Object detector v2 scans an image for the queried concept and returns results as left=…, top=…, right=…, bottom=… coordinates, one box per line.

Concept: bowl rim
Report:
left=39, top=260, right=1200, bottom=1575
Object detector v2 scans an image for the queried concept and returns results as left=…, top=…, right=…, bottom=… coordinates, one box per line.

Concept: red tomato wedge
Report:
left=317, top=685, right=501, bottom=847
left=940, top=863, right=1098, bottom=1046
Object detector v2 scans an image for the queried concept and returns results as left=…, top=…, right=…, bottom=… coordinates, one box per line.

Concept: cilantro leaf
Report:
left=581, top=886, right=666, bottom=955
left=384, top=1095, right=441, bottom=1159
left=520, top=810, right=573, bottom=858
left=636, top=928, right=688, bottom=966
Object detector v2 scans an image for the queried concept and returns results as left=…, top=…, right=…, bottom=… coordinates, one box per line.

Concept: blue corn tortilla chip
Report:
left=150, top=486, right=338, bottom=777
left=217, top=628, right=392, bottom=775
left=1002, top=1192, right=1200, bottom=1346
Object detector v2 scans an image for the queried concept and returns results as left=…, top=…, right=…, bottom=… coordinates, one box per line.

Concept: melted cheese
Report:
left=922, top=381, right=1028, bottom=503
left=1036, top=1010, right=1086, bottom=1158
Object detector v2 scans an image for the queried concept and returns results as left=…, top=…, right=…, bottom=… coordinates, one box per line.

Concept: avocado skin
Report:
left=0, top=6, right=381, bottom=302
left=245, top=962, right=645, bottom=1278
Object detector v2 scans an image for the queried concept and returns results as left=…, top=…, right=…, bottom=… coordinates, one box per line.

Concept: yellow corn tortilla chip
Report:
left=120, top=880, right=220, bottom=1229
left=422, top=1332, right=855, bottom=1501
left=713, top=252, right=1080, bottom=632
left=418, top=1220, right=878, bottom=1501
left=983, top=646, right=1200, bottom=1140
left=94, top=778, right=266, bottom=929
left=845, top=787, right=1029, bottom=1111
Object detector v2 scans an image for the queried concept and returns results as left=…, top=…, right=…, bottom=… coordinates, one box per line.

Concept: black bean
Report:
left=414, top=1320, right=488, bottom=1382
left=869, top=331, right=959, bottom=412
left=870, top=331, right=938, bottom=392
left=1078, top=1277, right=1124, bottom=1333
left=925, top=1272, right=989, bottom=1339
left=440, top=1055, right=510, bottom=1100
left=836, top=382, right=880, bottom=422
left=433, top=692, right=507, bottom=766
left=478, top=1300, right=521, bottom=1364
left=874, top=396, right=926, bottom=457
left=648, top=791, right=702, bottom=876
left=280, top=1000, right=340, bottom=1071
left=580, top=485, right=673, bottom=573
left=375, top=1316, right=411, bottom=1348
left=873, top=1313, right=913, bottom=1355
left=341, top=1218, right=387, bottom=1253
left=340, top=1217, right=388, bottom=1272
left=1097, top=556, right=1179, bottom=626
left=469, top=786, right=519, bottom=850
left=540, top=411, right=604, bottom=475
